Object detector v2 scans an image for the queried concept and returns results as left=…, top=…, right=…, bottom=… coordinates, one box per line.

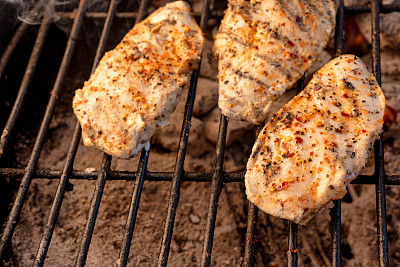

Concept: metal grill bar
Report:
left=345, top=4, right=400, bottom=14
left=288, top=223, right=298, bottom=266
left=157, top=1, right=211, bottom=266
left=0, top=0, right=88, bottom=260
left=33, top=0, right=119, bottom=264
left=56, top=10, right=225, bottom=20
left=329, top=1, right=345, bottom=266
left=33, top=124, right=79, bottom=266
left=243, top=202, right=258, bottom=267
left=330, top=201, right=341, bottom=266
left=0, top=12, right=51, bottom=162
left=157, top=65, right=199, bottom=266
left=242, top=123, right=265, bottom=267
left=75, top=154, right=111, bottom=266
left=115, top=1, right=153, bottom=265
left=375, top=137, right=388, bottom=266
left=46, top=3, right=400, bottom=21
left=117, top=144, right=150, bottom=267
left=335, top=0, right=344, bottom=57
left=371, top=1, right=389, bottom=266
left=200, top=114, right=228, bottom=267
left=51, top=3, right=400, bottom=20
left=2, top=168, right=400, bottom=184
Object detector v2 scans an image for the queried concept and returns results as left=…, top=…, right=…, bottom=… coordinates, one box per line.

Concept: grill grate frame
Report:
left=0, top=0, right=399, bottom=266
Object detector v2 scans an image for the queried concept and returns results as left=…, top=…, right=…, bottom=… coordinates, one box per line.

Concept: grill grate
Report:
left=0, top=0, right=399, bottom=266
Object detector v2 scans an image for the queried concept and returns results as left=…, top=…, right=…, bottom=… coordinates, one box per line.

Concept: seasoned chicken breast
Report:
left=245, top=55, right=385, bottom=225
left=215, top=0, right=337, bottom=124
left=73, top=1, right=204, bottom=159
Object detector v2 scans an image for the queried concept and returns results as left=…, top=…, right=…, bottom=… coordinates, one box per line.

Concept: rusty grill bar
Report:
left=0, top=0, right=399, bottom=266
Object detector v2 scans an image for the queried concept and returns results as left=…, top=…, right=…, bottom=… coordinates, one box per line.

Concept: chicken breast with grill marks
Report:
left=73, top=1, right=204, bottom=159
left=245, top=55, right=385, bottom=225
left=215, top=0, right=338, bottom=124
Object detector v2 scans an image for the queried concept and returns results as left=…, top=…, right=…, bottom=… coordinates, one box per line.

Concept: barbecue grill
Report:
left=0, top=0, right=399, bottom=266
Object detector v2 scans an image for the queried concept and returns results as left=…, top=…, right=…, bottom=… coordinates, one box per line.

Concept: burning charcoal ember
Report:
left=342, top=16, right=370, bottom=55
left=169, top=77, right=217, bottom=117
left=199, top=39, right=218, bottom=81
left=362, top=51, right=400, bottom=83
left=378, top=51, right=400, bottom=81
left=357, top=1, right=400, bottom=50
left=361, top=51, right=399, bottom=138
left=191, top=1, right=204, bottom=13
left=153, top=113, right=208, bottom=157
left=381, top=83, right=400, bottom=133
left=203, top=107, right=254, bottom=146
left=384, top=104, right=397, bottom=126
left=189, top=214, right=200, bottom=224
left=382, top=84, right=400, bottom=110
left=193, top=78, right=218, bottom=116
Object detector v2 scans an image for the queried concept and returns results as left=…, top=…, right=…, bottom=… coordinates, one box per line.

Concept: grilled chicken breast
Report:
left=215, top=0, right=337, bottom=124
left=245, top=55, right=385, bottom=225
left=73, top=1, right=204, bottom=159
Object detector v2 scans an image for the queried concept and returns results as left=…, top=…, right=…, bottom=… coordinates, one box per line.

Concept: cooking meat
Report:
left=72, top=1, right=204, bottom=159
left=245, top=55, right=385, bottom=225
left=215, top=0, right=338, bottom=124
